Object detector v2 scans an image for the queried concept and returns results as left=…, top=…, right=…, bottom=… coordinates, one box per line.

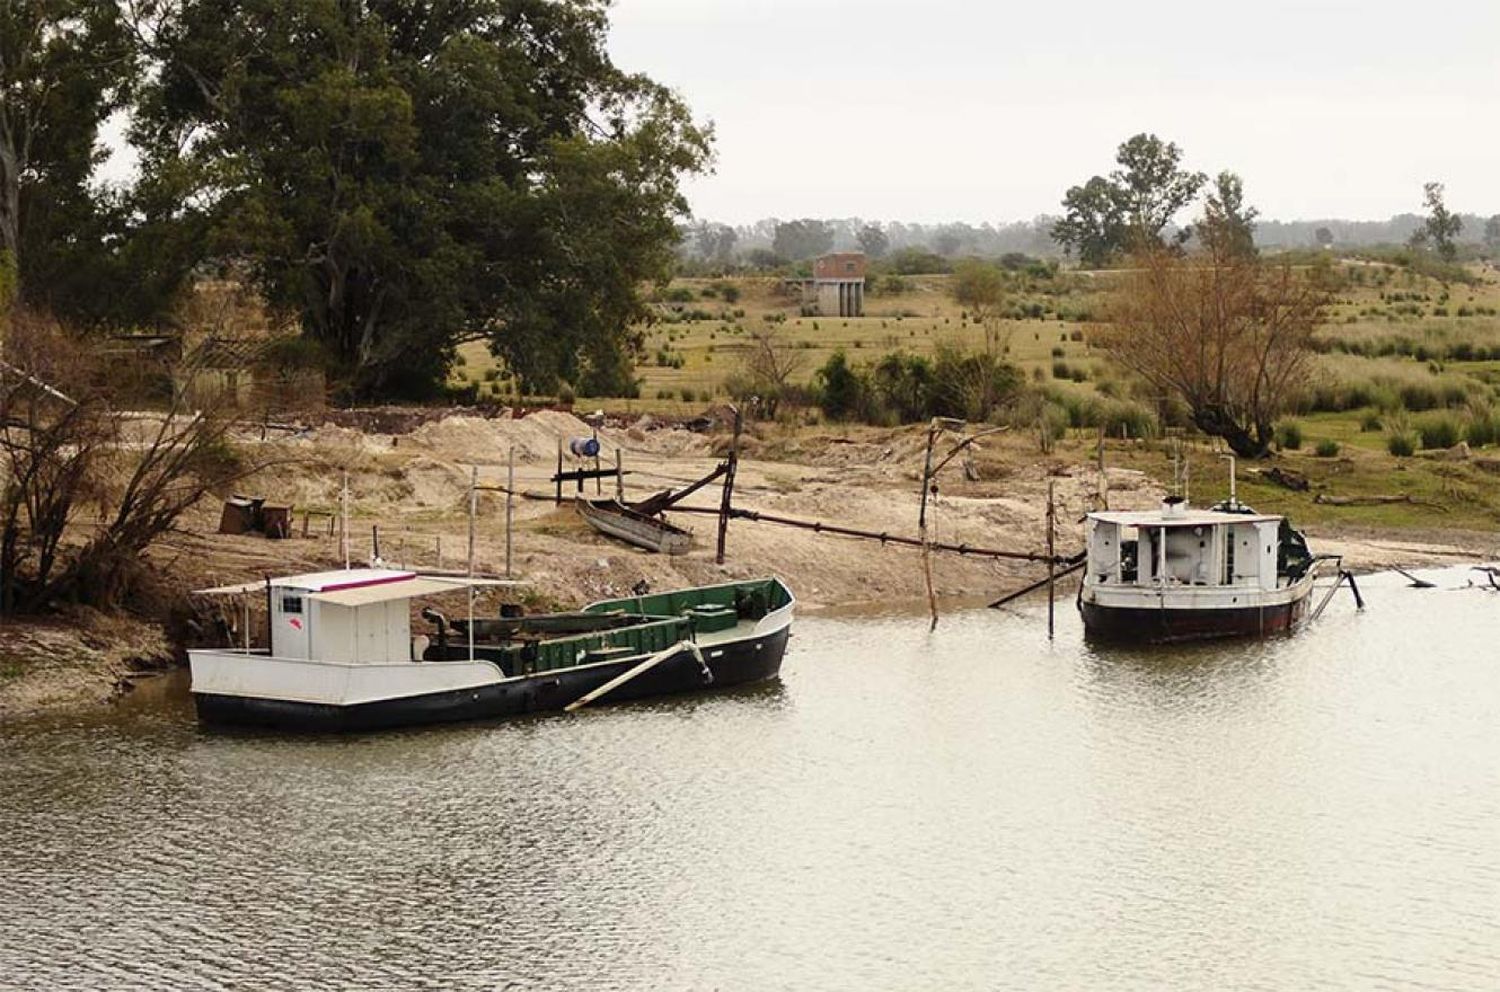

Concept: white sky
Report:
left=606, top=0, right=1500, bottom=225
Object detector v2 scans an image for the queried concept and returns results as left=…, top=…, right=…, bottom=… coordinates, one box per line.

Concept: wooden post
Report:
left=505, top=446, right=515, bottom=579
left=715, top=407, right=741, bottom=565
left=468, top=465, right=478, bottom=577
left=1046, top=480, right=1056, bottom=641
left=341, top=474, right=350, bottom=569
left=436, top=535, right=443, bottom=571
left=371, top=524, right=380, bottom=563
left=919, top=420, right=940, bottom=631
left=555, top=439, right=563, bottom=504
left=615, top=448, right=623, bottom=501
left=593, top=423, right=602, bottom=495
left=1096, top=423, right=1109, bottom=511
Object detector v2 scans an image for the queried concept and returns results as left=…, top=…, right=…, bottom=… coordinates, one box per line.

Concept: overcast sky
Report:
left=606, top=0, right=1499, bottom=226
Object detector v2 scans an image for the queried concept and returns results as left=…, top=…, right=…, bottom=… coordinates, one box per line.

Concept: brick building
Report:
left=811, top=252, right=866, bottom=317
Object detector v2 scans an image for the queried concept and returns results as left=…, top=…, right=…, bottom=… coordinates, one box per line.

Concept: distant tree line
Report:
left=1, top=0, right=710, bottom=401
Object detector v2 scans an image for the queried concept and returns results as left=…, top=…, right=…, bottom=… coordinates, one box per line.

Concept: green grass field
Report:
left=451, top=259, right=1500, bottom=531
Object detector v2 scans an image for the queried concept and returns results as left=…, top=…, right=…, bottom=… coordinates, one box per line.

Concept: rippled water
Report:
left=3, top=568, right=1498, bottom=990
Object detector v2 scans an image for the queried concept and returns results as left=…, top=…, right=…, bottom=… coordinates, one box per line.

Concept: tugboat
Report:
left=1078, top=493, right=1325, bottom=644
left=190, top=569, right=794, bottom=731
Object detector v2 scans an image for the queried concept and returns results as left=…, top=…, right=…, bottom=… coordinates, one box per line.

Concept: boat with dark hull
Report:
left=190, top=570, right=793, bottom=731
left=1078, top=496, right=1326, bottom=644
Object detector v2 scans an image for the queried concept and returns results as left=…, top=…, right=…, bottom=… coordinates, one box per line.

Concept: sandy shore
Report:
left=3, top=409, right=1492, bottom=720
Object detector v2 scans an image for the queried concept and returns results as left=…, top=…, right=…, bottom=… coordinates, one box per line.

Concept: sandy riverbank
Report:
left=3, top=408, right=1493, bottom=720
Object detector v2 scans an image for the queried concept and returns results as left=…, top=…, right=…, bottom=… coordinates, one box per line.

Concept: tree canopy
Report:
left=771, top=219, right=833, bottom=261
left=133, top=0, right=709, bottom=398
left=1413, top=181, right=1462, bottom=262
left=0, top=0, right=142, bottom=323
left=1052, top=133, right=1207, bottom=267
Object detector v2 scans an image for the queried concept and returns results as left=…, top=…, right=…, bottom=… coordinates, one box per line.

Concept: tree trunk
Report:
left=1192, top=405, right=1271, bottom=459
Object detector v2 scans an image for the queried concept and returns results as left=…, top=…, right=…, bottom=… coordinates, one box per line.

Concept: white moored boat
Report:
left=190, top=568, right=794, bottom=731
left=1078, top=496, right=1329, bottom=643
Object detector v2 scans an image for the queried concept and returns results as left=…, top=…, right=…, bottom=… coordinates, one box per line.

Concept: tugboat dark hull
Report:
left=1080, top=593, right=1311, bottom=645
left=194, top=626, right=789, bottom=732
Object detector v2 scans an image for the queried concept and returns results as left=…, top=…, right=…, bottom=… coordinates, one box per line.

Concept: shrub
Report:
left=1359, top=410, right=1384, bottom=432
left=1415, top=412, right=1461, bottom=450
left=557, top=383, right=576, bottom=405
left=1051, top=360, right=1071, bottom=379
left=1275, top=421, right=1303, bottom=450
left=1050, top=346, right=1065, bottom=358
left=1315, top=439, right=1341, bottom=457
left=815, top=351, right=864, bottom=421
left=1464, top=405, right=1500, bottom=447
left=1387, top=431, right=1416, bottom=457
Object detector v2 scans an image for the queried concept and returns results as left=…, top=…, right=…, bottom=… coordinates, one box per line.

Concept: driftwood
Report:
left=1312, top=493, right=1447, bottom=512
left=1258, top=466, right=1309, bottom=491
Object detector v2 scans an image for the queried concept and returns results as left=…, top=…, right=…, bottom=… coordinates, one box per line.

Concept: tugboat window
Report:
left=281, top=595, right=303, bottom=614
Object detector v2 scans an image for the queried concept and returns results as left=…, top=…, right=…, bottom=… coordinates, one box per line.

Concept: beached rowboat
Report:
left=576, top=497, right=693, bottom=555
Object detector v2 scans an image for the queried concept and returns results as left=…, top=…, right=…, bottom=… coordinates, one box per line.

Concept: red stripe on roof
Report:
left=319, top=573, right=415, bottom=593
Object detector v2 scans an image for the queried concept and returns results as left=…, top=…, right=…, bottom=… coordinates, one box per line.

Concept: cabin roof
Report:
left=1090, top=509, right=1281, bottom=528
left=194, top=568, right=520, bottom=600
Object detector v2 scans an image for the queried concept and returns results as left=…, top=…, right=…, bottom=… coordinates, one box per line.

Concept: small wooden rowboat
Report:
left=577, top=497, right=693, bottom=555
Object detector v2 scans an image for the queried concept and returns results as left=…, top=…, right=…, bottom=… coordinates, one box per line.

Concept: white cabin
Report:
left=267, top=569, right=428, bottom=663
left=190, top=568, right=514, bottom=710
left=1086, top=504, right=1284, bottom=593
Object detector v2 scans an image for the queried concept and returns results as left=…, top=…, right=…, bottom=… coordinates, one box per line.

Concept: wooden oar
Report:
left=564, top=640, right=706, bottom=713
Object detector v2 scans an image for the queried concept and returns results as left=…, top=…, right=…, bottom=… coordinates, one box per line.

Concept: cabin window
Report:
left=281, top=594, right=303, bottom=614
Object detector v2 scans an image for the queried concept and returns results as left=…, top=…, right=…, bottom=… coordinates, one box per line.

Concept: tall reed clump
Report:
left=1385, top=411, right=1417, bottom=457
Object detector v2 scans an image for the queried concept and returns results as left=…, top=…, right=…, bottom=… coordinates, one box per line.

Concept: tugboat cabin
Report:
left=1079, top=497, right=1320, bottom=642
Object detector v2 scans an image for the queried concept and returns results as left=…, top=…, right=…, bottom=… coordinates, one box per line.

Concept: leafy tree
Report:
left=1418, top=181, right=1463, bottom=262
left=1053, top=177, right=1126, bottom=268
left=856, top=223, right=889, bottom=259
left=137, top=0, right=709, bottom=399
left=1110, top=134, right=1206, bottom=245
left=1201, top=171, right=1258, bottom=258
left=931, top=223, right=976, bottom=257
left=1485, top=215, right=1500, bottom=255
left=745, top=248, right=784, bottom=270
left=1052, top=133, right=1205, bottom=265
left=0, top=0, right=135, bottom=313
left=692, top=221, right=737, bottom=263
left=771, top=219, right=834, bottom=261
left=1314, top=226, right=1334, bottom=249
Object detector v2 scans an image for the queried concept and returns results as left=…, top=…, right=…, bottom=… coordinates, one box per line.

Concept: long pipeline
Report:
left=667, top=504, right=1076, bottom=565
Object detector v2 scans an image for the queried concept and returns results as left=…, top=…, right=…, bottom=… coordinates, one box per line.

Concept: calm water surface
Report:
left=2, top=569, right=1498, bottom=990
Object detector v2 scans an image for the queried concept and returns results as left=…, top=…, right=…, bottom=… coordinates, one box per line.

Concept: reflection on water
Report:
left=2, top=569, right=1497, bottom=990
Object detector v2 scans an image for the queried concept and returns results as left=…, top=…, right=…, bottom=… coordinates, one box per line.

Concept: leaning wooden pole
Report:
left=467, top=465, right=478, bottom=577
left=341, top=474, right=350, bottom=569
left=716, top=407, right=741, bottom=565
left=1046, top=480, right=1056, bottom=640
left=919, top=420, right=940, bottom=630
left=505, top=447, right=515, bottom=579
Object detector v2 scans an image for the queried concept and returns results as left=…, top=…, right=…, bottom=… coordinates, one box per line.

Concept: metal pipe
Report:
left=669, top=504, right=1075, bottom=564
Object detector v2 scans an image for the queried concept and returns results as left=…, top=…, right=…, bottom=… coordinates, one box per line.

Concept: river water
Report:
left=2, top=568, right=1497, bottom=990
